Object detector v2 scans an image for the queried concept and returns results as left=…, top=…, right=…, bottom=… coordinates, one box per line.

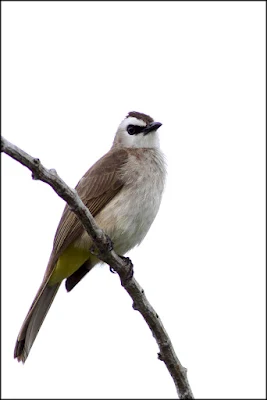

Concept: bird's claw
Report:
left=120, top=256, right=134, bottom=284
left=109, top=256, right=134, bottom=284
left=105, top=235, right=114, bottom=252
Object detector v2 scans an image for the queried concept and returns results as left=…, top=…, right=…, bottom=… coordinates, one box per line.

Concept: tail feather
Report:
left=14, top=281, right=61, bottom=363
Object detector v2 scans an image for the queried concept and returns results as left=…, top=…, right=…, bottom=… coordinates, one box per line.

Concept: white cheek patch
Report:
left=117, top=130, right=136, bottom=147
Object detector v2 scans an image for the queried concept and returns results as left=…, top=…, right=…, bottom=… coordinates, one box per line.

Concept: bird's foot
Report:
left=109, top=256, right=134, bottom=284
left=104, top=234, right=114, bottom=252
left=90, top=235, right=114, bottom=257
left=119, top=256, right=134, bottom=285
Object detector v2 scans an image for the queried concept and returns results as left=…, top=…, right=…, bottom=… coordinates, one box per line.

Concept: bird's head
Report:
left=113, top=111, right=162, bottom=148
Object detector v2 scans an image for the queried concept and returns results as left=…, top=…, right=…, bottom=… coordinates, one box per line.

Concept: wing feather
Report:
left=43, top=148, right=128, bottom=280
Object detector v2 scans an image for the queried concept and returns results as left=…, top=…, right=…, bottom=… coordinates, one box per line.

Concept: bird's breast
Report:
left=96, top=148, right=166, bottom=255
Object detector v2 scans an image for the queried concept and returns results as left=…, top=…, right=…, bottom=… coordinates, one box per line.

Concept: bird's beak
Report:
left=143, top=121, right=162, bottom=135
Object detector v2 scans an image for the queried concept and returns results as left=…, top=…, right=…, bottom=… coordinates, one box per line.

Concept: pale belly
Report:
left=96, top=179, right=164, bottom=255
left=75, top=148, right=166, bottom=257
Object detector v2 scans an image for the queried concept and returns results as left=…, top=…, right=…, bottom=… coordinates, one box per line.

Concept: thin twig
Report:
left=1, top=136, right=194, bottom=399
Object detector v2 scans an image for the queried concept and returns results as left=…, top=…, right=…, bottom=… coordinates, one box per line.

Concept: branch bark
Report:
left=1, top=136, right=194, bottom=399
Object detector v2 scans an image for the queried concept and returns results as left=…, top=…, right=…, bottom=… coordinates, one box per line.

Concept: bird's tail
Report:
left=14, top=280, right=61, bottom=363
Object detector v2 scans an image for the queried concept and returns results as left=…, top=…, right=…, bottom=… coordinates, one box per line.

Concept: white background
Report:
left=2, top=1, right=265, bottom=398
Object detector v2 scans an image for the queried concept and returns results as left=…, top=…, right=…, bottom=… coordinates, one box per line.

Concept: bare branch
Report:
left=1, top=136, right=194, bottom=399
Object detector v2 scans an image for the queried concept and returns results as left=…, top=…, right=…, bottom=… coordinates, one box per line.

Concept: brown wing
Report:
left=43, top=147, right=128, bottom=280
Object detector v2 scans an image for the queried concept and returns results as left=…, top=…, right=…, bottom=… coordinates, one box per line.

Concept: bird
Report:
left=14, top=111, right=166, bottom=363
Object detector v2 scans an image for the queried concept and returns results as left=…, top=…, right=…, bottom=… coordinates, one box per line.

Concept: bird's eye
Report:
left=127, top=125, right=144, bottom=135
left=127, top=125, right=136, bottom=135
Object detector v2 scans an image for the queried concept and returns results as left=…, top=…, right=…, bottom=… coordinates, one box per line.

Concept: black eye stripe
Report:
left=127, top=125, right=145, bottom=135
